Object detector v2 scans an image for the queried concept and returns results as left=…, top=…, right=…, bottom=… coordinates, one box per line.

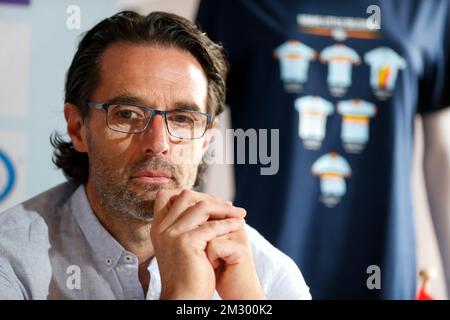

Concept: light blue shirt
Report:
left=320, top=44, right=360, bottom=87
left=337, top=99, right=377, bottom=145
left=0, top=182, right=311, bottom=300
left=275, top=41, right=316, bottom=83
left=312, top=153, right=352, bottom=198
left=294, top=96, right=334, bottom=142
left=364, top=47, right=407, bottom=91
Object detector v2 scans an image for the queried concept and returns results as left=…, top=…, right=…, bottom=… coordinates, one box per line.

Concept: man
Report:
left=0, top=11, right=310, bottom=300
left=197, top=0, right=450, bottom=299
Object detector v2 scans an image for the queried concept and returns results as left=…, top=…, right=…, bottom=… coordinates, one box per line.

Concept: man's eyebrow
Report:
left=106, top=95, right=204, bottom=113
left=172, top=102, right=203, bottom=112
left=106, top=95, right=146, bottom=106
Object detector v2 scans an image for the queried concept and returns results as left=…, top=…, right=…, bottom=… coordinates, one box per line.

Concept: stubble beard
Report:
left=87, top=137, right=199, bottom=223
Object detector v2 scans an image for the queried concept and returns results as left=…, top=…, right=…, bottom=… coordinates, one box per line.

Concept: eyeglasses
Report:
left=88, top=102, right=213, bottom=140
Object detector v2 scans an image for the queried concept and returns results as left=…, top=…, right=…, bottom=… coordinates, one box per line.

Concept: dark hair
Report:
left=51, top=11, right=228, bottom=186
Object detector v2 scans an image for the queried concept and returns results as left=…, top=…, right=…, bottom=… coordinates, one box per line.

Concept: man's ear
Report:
left=64, top=103, right=88, bottom=153
left=202, top=118, right=218, bottom=153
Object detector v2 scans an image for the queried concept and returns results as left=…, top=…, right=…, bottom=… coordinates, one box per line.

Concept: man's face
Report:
left=68, top=43, right=211, bottom=221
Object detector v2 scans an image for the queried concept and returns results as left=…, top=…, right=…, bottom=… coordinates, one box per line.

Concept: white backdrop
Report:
left=0, top=0, right=117, bottom=211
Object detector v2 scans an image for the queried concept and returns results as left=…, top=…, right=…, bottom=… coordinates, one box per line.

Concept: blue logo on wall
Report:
left=0, top=149, right=15, bottom=203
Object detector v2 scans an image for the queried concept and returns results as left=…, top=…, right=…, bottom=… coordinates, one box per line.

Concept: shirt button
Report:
left=125, top=255, right=133, bottom=263
left=105, top=258, right=113, bottom=266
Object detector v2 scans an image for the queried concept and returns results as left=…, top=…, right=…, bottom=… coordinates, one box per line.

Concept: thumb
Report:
left=153, top=189, right=182, bottom=224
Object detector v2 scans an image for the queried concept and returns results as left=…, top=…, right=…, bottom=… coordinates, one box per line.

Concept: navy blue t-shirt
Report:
left=197, top=0, right=450, bottom=299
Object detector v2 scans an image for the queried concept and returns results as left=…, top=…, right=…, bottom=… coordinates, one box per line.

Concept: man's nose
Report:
left=141, top=114, right=169, bottom=155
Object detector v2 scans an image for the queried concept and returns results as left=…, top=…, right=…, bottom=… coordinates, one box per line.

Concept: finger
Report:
left=167, top=200, right=246, bottom=235
left=153, top=189, right=184, bottom=224
left=206, top=237, right=229, bottom=270
left=206, top=235, right=243, bottom=268
left=158, top=189, right=212, bottom=231
left=184, top=217, right=245, bottom=245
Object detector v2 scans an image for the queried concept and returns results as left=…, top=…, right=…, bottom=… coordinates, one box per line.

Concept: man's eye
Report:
left=115, top=109, right=143, bottom=119
left=170, top=114, right=193, bottom=124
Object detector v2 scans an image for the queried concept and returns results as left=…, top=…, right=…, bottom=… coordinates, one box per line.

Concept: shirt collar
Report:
left=71, top=184, right=124, bottom=271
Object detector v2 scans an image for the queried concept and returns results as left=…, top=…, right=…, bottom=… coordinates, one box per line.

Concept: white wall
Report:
left=413, top=116, right=447, bottom=299
left=0, top=0, right=117, bottom=211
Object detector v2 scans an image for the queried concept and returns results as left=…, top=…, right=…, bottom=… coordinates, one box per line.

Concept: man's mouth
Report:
left=130, top=170, right=172, bottom=184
